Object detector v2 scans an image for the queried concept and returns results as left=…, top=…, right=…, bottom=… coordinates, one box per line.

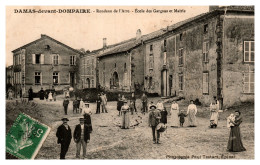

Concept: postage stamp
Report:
left=6, top=113, right=51, bottom=159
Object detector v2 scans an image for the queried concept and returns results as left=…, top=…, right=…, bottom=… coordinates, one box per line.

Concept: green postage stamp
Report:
left=6, top=113, right=51, bottom=159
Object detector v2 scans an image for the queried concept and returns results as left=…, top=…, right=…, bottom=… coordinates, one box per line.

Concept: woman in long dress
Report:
left=48, top=92, right=53, bottom=101
left=121, top=100, right=130, bottom=129
left=187, top=100, right=197, bottom=127
left=117, top=94, right=123, bottom=116
left=82, top=103, right=93, bottom=133
left=227, top=111, right=246, bottom=152
left=170, top=100, right=179, bottom=127
left=209, top=101, right=219, bottom=128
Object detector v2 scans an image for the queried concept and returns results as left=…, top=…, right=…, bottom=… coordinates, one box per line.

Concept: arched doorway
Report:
left=111, top=72, right=119, bottom=88
left=86, top=78, right=90, bottom=88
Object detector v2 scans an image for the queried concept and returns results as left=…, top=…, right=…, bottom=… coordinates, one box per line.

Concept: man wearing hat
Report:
left=96, top=94, right=101, bottom=114
left=56, top=118, right=72, bottom=159
left=148, top=105, right=161, bottom=144
left=73, top=118, right=90, bottom=158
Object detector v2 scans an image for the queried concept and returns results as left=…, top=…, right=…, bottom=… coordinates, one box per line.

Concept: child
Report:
left=227, top=113, right=235, bottom=128
left=178, top=110, right=187, bottom=127
left=210, top=120, right=217, bottom=128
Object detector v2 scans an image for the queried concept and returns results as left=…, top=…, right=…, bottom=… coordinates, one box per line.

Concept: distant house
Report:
left=12, top=34, right=82, bottom=96
left=79, top=52, right=97, bottom=89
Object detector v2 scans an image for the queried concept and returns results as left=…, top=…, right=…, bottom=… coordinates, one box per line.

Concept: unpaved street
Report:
left=28, top=96, right=254, bottom=159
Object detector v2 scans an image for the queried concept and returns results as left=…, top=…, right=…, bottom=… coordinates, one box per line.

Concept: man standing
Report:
left=96, top=94, right=101, bottom=114
left=73, top=99, right=78, bottom=114
left=56, top=118, right=72, bottom=159
left=28, top=87, right=33, bottom=101
left=73, top=118, right=90, bottom=159
left=63, top=98, right=70, bottom=115
left=39, top=88, right=45, bottom=100
left=130, top=92, right=137, bottom=112
left=141, top=93, right=148, bottom=113
left=100, top=93, right=108, bottom=113
left=148, top=105, right=161, bottom=144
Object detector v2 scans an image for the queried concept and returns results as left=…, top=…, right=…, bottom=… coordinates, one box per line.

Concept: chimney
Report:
left=209, top=6, right=219, bottom=12
left=136, top=29, right=142, bottom=40
left=103, top=38, right=107, bottom=48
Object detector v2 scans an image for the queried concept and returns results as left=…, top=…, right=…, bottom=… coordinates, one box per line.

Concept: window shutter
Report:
left=58, top=55, right=60, bottom=65
left=32, top=54, right=35, bottom=64
left=40, top=54, right=44, bottom=64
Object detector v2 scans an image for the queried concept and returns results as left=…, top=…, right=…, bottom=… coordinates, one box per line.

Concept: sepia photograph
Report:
left=4, top=5, right=255, bottom=160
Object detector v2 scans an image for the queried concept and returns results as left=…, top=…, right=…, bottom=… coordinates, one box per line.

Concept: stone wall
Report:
left=222, top=15, right=254, bottom=107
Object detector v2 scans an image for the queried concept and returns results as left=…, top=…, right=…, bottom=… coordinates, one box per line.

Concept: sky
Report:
left=6, top=6, right=209, bottom=66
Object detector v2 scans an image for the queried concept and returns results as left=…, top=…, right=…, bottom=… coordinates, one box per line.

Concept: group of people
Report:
left=55, top=91, right=246, bottom=159
left=57, top=100, right=93, bottom=159
left=39, top=87, right=56, bottom=101
left=56, top=117, right=91, bottom=159
left=96, top=92, right=108, bottom=114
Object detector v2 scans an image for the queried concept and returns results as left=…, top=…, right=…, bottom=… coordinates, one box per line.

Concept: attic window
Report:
left=180, top=33, right=183, bottom=41
left=45, top=45, right=51, bottom=50
left=164, top=39, right=167, bottom=47
left=204, top=24, right=208, bottom=33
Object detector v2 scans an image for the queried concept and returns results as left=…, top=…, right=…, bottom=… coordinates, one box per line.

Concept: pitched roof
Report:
left=96, top=6, right=254, bottom=58
left=12, top=34, right=83, bottom=55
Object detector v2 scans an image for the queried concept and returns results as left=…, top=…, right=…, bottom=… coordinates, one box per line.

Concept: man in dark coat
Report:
left=130, top=92, right=137, bottom=112
left=148, top=105, right=161, bottom=144
left=39, top=88, right=45, bottom=100
left=56, top=118, right=72, bottom=159
left=63, top=98, right=70, bottom=115
left=73, top=99, right=78, bottom=114
left=28, top=87, right=33, bottom=101
left=73, top=118, right=90, bottom=158
left=96, top=94, right=101, bottom=114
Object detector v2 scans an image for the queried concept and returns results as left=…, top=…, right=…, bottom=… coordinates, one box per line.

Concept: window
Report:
left=204, top=24, right=208, bottom=33
left=163, top=52, right=167, bottom=65
left=115, top=63, right=117, bottom=68
left=53, top=72, right=59, bottom=84
left=244, top=41, right=254, bottom=62
left=35, top=54, right=41, bottom=64
left=243, top=69, right=254, bottom=93
left=164, top=39, right=167, bottom=47
left=203, top=41, right=209, bottom=62
left=179, top=73, right=184, bottom=91
left=124, top=63, right=127, bottom=72
left=32, top=54, right=44, bottom=64
left=203, top=72, right=209, bottom=94
left=91, top=79, right=94, bottom=88
left=123, top=72, right=128, bottom=87
left=35, top=72, right=41, bottom=85
left=150, top=45, right=153, bottom=51
left=149, top=77, right=153, bottom=89
left=45, top=45, right=51, bottom=50
left=179, top=48, right=184, bottom=66
left=53, top=54, right=59, bottom=65
left=180, top=33, right=183, bottom=41
left=149, top=54, right=154, bottom=69
left=70, top=55, right=76, bottom=65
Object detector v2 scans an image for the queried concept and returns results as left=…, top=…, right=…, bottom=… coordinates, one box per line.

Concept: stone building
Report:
left=79, top=51, right=97, bottom=88
left=6, top=65, right=14, bottom=86
left=143, top=6, right=254, bottom=108
left=12, top=34, right=82, bottom=96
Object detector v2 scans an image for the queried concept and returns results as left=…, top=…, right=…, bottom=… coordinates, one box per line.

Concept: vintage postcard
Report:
left=5, top=5, right=254, bottom=159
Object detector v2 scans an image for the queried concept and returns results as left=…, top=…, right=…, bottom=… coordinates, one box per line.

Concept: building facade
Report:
left=79, top=52, right=97, bottom=89
left=143, top=6, right=254, bottom=108
left=12, top=34, right=82, bottom=96
left=96, top=33, right=145, bottom=92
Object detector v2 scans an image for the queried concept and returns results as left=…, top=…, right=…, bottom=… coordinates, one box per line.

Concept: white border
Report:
left=1, top=0, right=258, bottom=165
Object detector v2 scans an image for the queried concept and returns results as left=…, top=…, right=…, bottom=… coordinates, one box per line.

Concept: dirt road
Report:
left=32, top=97, right=254, bottom=159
